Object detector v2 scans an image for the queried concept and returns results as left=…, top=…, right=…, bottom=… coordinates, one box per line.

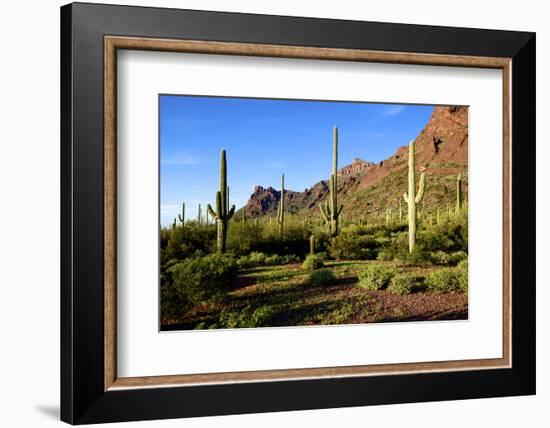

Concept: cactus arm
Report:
left=206, top=204, right=217, bottom=220
left=319, top=201, right=330, bottom=222
left=403, top=192, right=409, bottom=203
left=415, top=172, right=426, bottom=203
left=337, top=204, right=344, bottom=217
left=226, top=205, right=235, bottom=220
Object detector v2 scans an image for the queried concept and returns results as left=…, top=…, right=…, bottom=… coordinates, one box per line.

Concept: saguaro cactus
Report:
left=455, top=173, right=463, bottom=215
left=398, top=198, right=403, bottom=222
left=319, top=126, right=344, bottom=237
left=403, top=140, right=426, bottom=253
left=178, top=202, right=185, bottom=225
left=310, top=234, right=315, bottom=256
left=197, top=203, right=202, bottom=225
left=172, top=218, right=176, bottom=229
left=277, top=174, right=285, bottom=236
left=207, top=150, right=235, bottom=253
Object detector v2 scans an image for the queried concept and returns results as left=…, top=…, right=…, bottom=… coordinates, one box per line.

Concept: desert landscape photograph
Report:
left=159, top=95, right=468, bottom=331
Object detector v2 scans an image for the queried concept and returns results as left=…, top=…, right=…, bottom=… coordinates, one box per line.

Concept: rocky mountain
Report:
left=238, top=106, right=468, bottom=220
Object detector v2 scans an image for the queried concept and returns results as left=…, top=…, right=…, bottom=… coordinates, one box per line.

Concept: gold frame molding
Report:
left=104, top=36, right=512, bottom=391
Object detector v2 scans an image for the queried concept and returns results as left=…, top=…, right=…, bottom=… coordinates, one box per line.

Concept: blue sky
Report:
left=160, top=95, right=434, bottom=226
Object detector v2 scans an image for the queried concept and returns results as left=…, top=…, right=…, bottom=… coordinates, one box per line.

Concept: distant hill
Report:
left=237, top=106, right=468, bottom=220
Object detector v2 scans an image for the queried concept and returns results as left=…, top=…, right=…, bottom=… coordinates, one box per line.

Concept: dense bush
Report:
left=425, top=268, right=461, bottom=293
left=387, top=273, right=418, bottom=295
left=265, top=254, right=299, bottom=266
left=302, top=254, right=325, bottom=271
left=226, top=220, right=316, bottom=257
left=237, top=252, right=299, bottom=269
left=217, top=304, right=276, bottom=328
left=309, top=268, right=336, bottom=287
left=160, top=281, right=188, bottom=320
left=431, top=250, right=450, bottom=265
left=457, top=259, right=468, bottom=291
left=396, top=245, right=435, bottom=266
left=328, top=231, right=379, bottom=260
left=448, top=251, right=468, bottom=266
left=169, top=253, right=237, bottom=305
left=236, top=251, right=268, bottom=268
left=357, top=265, right=398, bottom=291
left=161, top=225, right=216, bottom=264
left=419, top=222, right=467, bottom=253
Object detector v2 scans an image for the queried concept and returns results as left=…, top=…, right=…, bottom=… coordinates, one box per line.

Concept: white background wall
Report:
left=0, top=1, right=546, bottom=427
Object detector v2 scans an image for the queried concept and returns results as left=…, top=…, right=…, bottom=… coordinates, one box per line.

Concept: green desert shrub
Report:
left=309, top=268, right=336, bottom=287
left=457, top=259, right=468, bottom=291
left=357, top=265, right=398, bottom=291
left=237, top=252, right=299, bottom=269
left=376, top=248, right=397, bottom=262
left=160, top=282, right=189, bottom=320
left=387, top=273, right=418, bottom=295
left=431, top=250, right=450, bottom=265
left=265, top=254, right=299, bottom=266
left=425, top=268, right=461, bottom=293
left=396, top=245, right=435, bottom=266
left=169, top=253, right=237, bottom=304
left=302, top=254, right=325, bottom=271
left=448, top=251, right=468, bottom=266
left=218, top=304, right=276, bottom=328
left=420, top=223, right=468, bottom=253
left=161, top=225, right=216, bottom=264
left=236, top=251, right=268, bottom=268
left=328, top=232, right=379, bottom=260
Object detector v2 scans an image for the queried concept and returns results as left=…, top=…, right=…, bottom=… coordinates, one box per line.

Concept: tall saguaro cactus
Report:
left=207, top=150, right=235, bottom=253
left=455, top=173, right=463, bottom=215
left=320, top=126, right=344, bottom=237
left=310, top=235, right=316, bottom=256
left=403, top=140, right=426, bottom=253
left=197, top=204, right=202, bottom=225
left=277, top=173, right=285, bottom=236
left=178, top=202, right=185, bottom=225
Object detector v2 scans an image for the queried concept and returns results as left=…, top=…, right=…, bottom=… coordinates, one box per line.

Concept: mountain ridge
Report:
left=238, top=106, right=468, bottom=219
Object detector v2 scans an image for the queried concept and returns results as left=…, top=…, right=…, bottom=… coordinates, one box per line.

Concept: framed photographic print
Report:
left=60, top=2, right=535, bottom=425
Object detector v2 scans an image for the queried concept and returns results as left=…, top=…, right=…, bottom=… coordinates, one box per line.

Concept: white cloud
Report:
left=381, top=105, right=406, bottom=117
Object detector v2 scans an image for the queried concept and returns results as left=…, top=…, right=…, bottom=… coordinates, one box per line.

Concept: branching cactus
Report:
left=319, top=126, right=344, bottom=237
left=456, top=173, right=463, bottom=215
left=277, top=173, right=285, bottom=236
left=207, top=150, right=235, bottom=253
left=403, top=140, right=426, bottom=253
left=178, top=202, right=185, bottom=225
left=310, top=234, right=315, bottom=256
